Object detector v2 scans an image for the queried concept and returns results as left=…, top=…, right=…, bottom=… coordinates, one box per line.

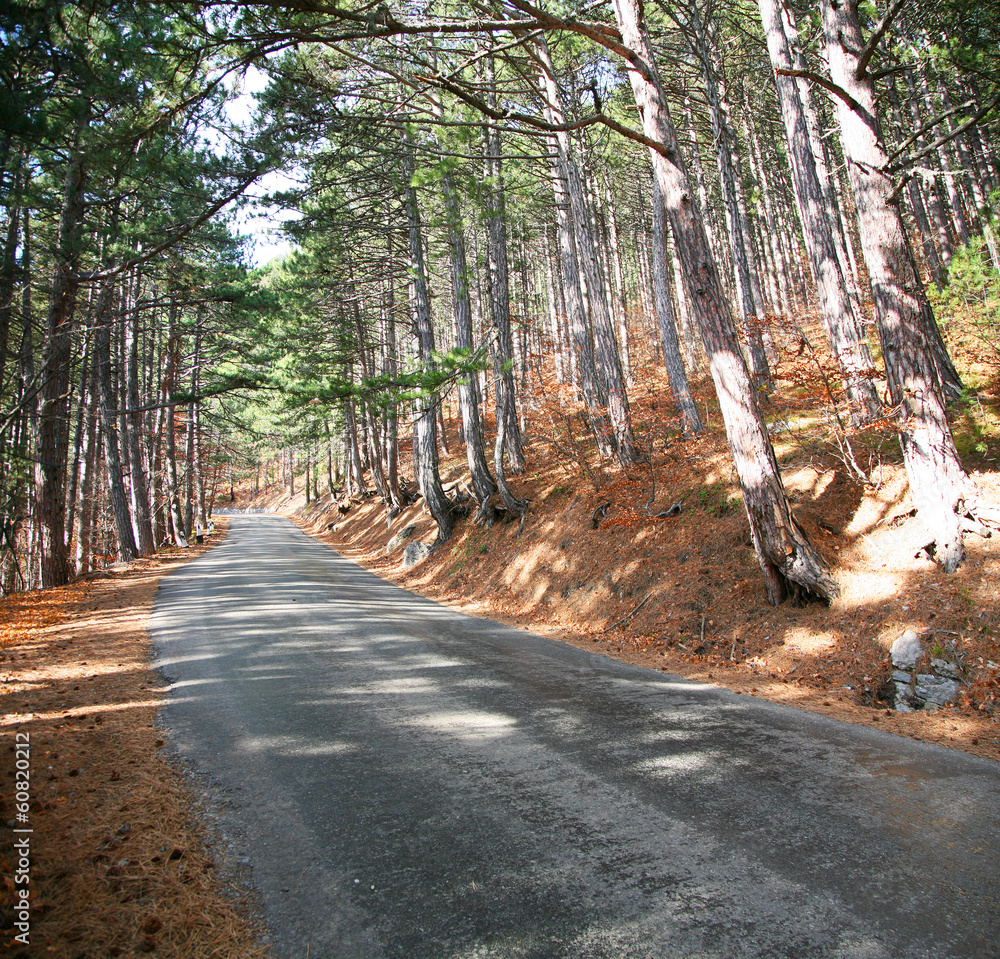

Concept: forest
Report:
left=1, top=0, right=999, bottom=606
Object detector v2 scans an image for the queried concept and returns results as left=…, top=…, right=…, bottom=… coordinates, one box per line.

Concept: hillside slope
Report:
left=247, top=365, right=1000, bottom=761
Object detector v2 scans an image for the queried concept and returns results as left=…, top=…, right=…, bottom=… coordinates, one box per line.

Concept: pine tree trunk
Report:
left=819, top=0, right=983, bottom=572
left=403, top=142, right=453, bottom=543
left=538, top=40, right=641, bottom=463
left=690, top=9, right=771, bottom=390
left=35, top=120, right=88, bottom=587
left=94, top=282, right=138, bottom=564
left=482, top=59, right=525, bottom=475
left=380, top=243, right=404, bottom=510
left=917, top=71, right=973, bottom=247
left=73, top=355, right=99, bottom=573
left=546, top=133, right=614, bottom=459
left=651, top=174, right=703, bottom=435
left=757, top=0, right=881, bottom=426
left=125, top=285, right=155, bottom=554
left=903, top=70, right=954, bottom=273
left=936, top=79, right=1000, bottom=272
left=164, top=299, right=188, bottom=548
left=601, top=174, right=632, bottom=385
left=612, top=0, right=838, bottom=604
left=441, top=170, right=498, bottom=510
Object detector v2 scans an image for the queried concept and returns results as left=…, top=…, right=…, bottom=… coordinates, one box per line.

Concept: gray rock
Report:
left=931, top=657, right=960, bottom=680
left=387, top=524, right=418, bottom=553
left=890, top=630, right=923, bottom=670
left=402, top=541, right=434, bottom=568
left=914, top=674, right=960, bottom=710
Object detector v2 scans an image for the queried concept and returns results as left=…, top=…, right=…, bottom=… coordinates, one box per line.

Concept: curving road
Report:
left=152, top=515, right=1000, bottom=959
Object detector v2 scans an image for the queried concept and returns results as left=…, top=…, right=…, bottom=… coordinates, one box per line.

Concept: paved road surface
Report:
left=152, top=515, right=1000, bottom=959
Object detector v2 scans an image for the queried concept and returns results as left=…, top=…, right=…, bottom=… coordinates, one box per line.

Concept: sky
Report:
left=222, top=65, right=301, bottom=267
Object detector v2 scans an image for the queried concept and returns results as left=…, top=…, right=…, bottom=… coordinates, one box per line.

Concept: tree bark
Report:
left=611, top=0, right=838, bottom=604
left=163, top=299, right=188, bottom=548
left=546, top=133, right=614, bottom=460
left=124, top=276, right=155, bottom=554
left=403, top=141, right=453, bottom=543
left=819, top=0, right=990, bottom=572
left=538, top=40, right=641, bottom=463
left=482, top=57, right=525, bottom=475
left=689, top=8, right=771, bottom=391
left=757, top=0, right=881, bottom=426
left=94, top=282, right=138, bottom=564
left=35, top=119, right=88, bottom=587
left=440, top=169, right=498, bottom=512
left=651, top=174, right=703, bottom=435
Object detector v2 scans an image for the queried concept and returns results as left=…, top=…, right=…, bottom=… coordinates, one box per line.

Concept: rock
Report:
left=890, top=630, right=923, bottom=670
left=931, top=657, right=960, bottom=680
left=387, top=525, right=418, bottom=553
left=914, top=674, right=960, bottom=710
left=403, top=541, right=433, bottom=568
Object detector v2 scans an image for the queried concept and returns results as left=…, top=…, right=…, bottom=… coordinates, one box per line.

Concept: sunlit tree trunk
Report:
left=440, top=170, right=498, bottom=512
left=537, top=40, right=640, bottom=466
left=689, top=7, right=771, bottom=390
left=612, top=0, right=838, bottom=604
left=819, top=0, right=988, bottom=572
left=94, top=281, right=138, bottom=564
left=757, top=0, right=881, bottom=426
left=546, top=134, right=614, bottom=460
left=482, top=56, right=525, bottom=475
left=651, top=174, right=703, bottom=435
left=124, top=274, right=155, bottom=554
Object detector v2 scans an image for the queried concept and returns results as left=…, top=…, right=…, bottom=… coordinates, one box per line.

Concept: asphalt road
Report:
left=152, top=514, right=1000, bottom=959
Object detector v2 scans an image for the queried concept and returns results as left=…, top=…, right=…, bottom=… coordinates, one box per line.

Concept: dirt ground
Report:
left=0, top=521, right=268, bottom=959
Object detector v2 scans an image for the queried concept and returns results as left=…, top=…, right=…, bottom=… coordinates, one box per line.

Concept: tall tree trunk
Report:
left=547, top=135, right=614, bottom=460
left=936, top=77, right=1000, bottom=272
left=125, top=277, right=155, bottom=554
left=611, top=0, right=838, bottom=604
left=35, top=117, right=88, bottom=587
left=73, top=353, right=99, bottom=573
left=403, top=142, right=453, bottom=543
left=689, top=8, right=771, bottom=390
left=757, top=0, right=881, bottom=426
left=903, top=70, right=954, bottom=274
left=651, top=174, right=703, bottom=435
left=94, top=282, right=138, bottom=564
left=537, top=38, right=641, bottom=464
left=381, top=238, right=404, bottom=511
left=601, top=174, right=632, bottom=385
left=482, top=58, right=525, bottom=475
left=163, top=300, right=188, bottom=548
left=440, top=169, right=498, bottom=512
left=819, top=0, right=992, bottom=572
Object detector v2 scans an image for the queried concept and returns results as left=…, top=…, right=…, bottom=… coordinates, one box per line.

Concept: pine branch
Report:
left=856, top=0, right=907, bottom=79
left=774, top=68, right=862, bottom=113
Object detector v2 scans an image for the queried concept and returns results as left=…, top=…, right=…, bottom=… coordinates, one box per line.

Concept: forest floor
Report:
left=0, top=523, right=269, bottom=959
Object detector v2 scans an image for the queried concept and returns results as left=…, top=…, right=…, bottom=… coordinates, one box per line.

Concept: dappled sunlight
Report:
left=634, top=752, right=720, bottom=778
left=407, top=708, right=519, bottom=739
left=1, top=694, right=167, bottom=726
left=238, top=732, right=360, bottom=757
